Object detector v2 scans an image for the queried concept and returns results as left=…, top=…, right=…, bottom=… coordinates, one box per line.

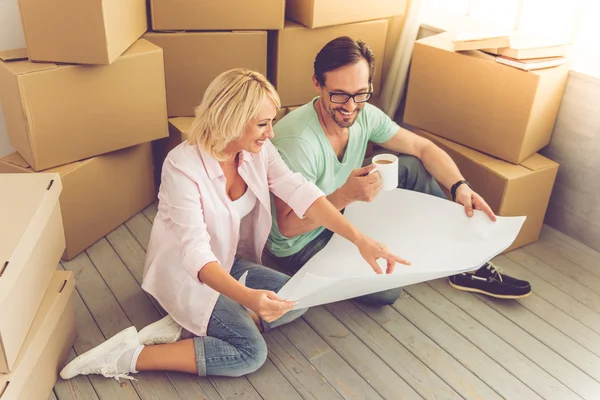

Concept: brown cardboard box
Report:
left=286, top=0, right=405, bottom=28
left=0, top=40, right=168, bottom=171
left=270, top=20, right=388, bottom=107
left=0, top=173, right=65, bottom=373
left=0, top=271, right=76, bottom=400
left=404, top=32, right=569, bottom=164
left=0, top=143, right=156, bottom=261
left=416, top=129, right=559, bottom=252
left=18, top=0, right=147, bottom=65
left=151, top=0, right=285, bottom=31
left=144, top=31, right=267, bottom=117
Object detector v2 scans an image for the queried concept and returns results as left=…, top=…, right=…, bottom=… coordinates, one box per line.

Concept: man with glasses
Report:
left=265, top=36, right=532, bottom=303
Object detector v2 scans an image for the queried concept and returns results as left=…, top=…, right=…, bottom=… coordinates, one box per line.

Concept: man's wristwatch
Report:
left=451, top=179, right=471, bottom=202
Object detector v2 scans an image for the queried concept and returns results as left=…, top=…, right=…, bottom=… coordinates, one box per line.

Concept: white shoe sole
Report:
left=60, top=326, right=138, bottom=380
left=137, top=315, right=182, bottom=346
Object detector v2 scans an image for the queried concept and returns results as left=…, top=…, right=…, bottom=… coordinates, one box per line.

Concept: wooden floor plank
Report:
left=507, top=249, right=600, bottom=314
left=86, top=238, right=234, bottom=400
left=125, top=213, right=153, bottom=251
left=494, top=255, right=600, bottom=335
left=246, top=359, right=304, bottom=400
left=264, top=330, right=344, bottom=400
left=106, top=225, right=147, bottom=284
left=62, top=252, right=183, bottom=400
left=279, top=317, right=384, bottom=400
left=48, top=390, right=58, bottom=400
left=208, top=377, right=262, bottom=400
left=538, top=229, right=600, bottom=278
left=57, top=263, right=141, bottom=400
left=406, top=282, right=580, bottom=400
left=392, top=293, right=543, bottom=400
left=524, top=242, right=600, bottom=295
left=142, top=202, right=158, bottom=223
left=325, top=301, right=463, bottom=400
left=542, top=226, right=600, bottom=261
left=54, top=350, right=101, bottom=400
left=356, top=301, right=500, bottom=400
left=491, top=256, right=600, bottom=358
left=302, top=306, right=423, bottom=400
left=429, top=277, right=600, bottom=399
left=476, top=291, right=600, bottom=384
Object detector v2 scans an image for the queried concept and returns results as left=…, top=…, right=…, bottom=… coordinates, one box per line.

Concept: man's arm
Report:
left=379, top=127, right=464, bottom=190
left=274, top=163, right=380, bottom=237
left=379, top=127, right=496, bottom=220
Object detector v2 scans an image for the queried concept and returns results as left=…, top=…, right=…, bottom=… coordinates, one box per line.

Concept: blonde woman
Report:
left=59, top=69, right=407, bottom=381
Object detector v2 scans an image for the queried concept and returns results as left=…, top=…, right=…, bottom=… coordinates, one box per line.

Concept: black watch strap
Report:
left=451, top=179, right=471, bottom=202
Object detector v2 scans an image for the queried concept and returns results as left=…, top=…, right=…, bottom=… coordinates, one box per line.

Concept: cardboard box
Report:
left=0, top=143, right=156, bottom=261
left=270, top=20, right=388, bottom=107
left=286, top=0, right=404, bottom=28
left=0, top=40, right=168, bottom=171
left=0, top=173, right=65, bottom=373
left=151, top=0, right=284, bottom=31
left=18, top=0, right=147, bottom=65
left=0, top=271, right=76, bottom=400
left=416, top=129, right=559, bottom=252
left=144, top=31, right=267, bottom=117
left=404, top=32, right=569, bottom=164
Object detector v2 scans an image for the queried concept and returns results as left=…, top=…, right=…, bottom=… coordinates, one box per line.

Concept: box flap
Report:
left=1, top=152, right=30, bottom=168
left=169, top=117, right=194, bottom=135
left=0, top=173, right=62, bottom=305
left=520, top=153, right=559, bottom=171
left=0, top=49, right=28, bottom=61
left=0, top=271, right=74, bottom=397
left=0, top=153, right=83, bottom=175
left=414, top=128, right=536, bottom=180
left=120, top=38, right=162, bottom=58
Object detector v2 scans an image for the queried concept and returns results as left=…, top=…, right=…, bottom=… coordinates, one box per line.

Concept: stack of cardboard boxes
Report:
left=151, top=0, right=407, bottom=176
left=0, top=0, right=166, bottom=261
left=403, top=31, right=569, bottom=252
left=0, top=173, right=76, bottom=399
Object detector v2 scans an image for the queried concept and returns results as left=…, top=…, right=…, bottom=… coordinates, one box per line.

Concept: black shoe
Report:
left=448, top=263, right=532, bottom=299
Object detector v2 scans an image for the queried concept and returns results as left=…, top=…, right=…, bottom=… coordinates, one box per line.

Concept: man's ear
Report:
left=312, top=75, right=321, bottom=93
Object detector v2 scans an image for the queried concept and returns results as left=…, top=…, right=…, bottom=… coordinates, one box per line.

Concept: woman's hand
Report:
left=354, top=234, right=411, bottom=274
left=245, top=289, right=296, bottom=323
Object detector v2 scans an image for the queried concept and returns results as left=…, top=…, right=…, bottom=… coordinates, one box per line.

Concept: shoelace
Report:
left=486, top=263, right=504, bottom=282
left=79, top=365, right=137, bottom=382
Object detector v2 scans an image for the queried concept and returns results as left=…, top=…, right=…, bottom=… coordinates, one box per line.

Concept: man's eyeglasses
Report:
left=328, top=91, right=373, bottom=104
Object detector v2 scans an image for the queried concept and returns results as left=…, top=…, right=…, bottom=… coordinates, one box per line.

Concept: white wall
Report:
left=0, top=0, right=26, bottom=157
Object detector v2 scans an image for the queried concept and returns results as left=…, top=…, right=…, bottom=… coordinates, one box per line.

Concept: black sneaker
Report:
left=448, top=263, right=532, bottom=299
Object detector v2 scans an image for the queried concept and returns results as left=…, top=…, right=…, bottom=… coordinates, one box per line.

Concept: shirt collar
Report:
left=198, top=147, right=255, bottom=180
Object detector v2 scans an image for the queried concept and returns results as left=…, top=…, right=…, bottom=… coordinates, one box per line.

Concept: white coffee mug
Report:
left=372, top=154, right=399, bottom=191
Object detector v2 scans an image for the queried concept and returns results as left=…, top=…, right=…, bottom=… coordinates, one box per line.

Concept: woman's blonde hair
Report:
left=187, top=68, right=281, bottom=160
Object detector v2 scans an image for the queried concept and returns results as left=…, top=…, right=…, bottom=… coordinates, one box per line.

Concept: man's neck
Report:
left=316, top=99, right=348, bottom=138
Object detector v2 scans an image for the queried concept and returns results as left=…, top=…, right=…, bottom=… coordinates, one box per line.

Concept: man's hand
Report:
left=455, top=184, right=497, bottom=221
left=338, top=164, right=382, bottom=203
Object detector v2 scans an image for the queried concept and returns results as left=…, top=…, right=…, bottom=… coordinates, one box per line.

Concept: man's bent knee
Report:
left=356, top=287, right=403, bottom=307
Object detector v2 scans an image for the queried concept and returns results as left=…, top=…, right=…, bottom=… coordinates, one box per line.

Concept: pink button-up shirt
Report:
left=142, top=140, right=324, bottom=336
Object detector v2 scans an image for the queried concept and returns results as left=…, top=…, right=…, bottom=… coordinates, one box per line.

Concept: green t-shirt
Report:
left=267, top=97, right=399, bottom=257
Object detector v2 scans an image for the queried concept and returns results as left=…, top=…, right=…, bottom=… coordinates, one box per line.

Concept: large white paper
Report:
left=277, top=189, right=526, bottom=309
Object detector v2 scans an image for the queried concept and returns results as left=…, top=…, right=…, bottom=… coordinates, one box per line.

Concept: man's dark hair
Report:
left=313, top=36, right=375, bottom=87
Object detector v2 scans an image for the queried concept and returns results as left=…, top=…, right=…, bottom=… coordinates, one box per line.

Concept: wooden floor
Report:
left=51, top=202, right=600, bottom=400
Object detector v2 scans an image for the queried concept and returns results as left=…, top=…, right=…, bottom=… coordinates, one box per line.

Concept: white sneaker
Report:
left=60, top=326, right=139, bottom=381
left=137, top=315, right=182, bottom=346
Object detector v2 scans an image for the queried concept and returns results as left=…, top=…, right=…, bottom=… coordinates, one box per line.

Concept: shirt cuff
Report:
left=183, top=247, right=220, bottom=283
left=287, top=181, right=325, bottom=219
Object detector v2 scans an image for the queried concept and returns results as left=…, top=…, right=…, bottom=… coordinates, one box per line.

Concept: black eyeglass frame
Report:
left=327, top=91, right=373, bottom=104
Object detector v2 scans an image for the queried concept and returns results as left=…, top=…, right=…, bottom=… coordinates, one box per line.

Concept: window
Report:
left=421, top=0, right=600, bottom=77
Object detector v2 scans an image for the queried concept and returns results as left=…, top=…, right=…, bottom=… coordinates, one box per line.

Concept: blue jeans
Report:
left=192, top=258, right=306, bottom=377
left=268, top=154, right=447, bottom=306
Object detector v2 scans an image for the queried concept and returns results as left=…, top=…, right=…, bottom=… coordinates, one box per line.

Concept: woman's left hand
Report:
left=354, top=234, right=411, bottom=274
